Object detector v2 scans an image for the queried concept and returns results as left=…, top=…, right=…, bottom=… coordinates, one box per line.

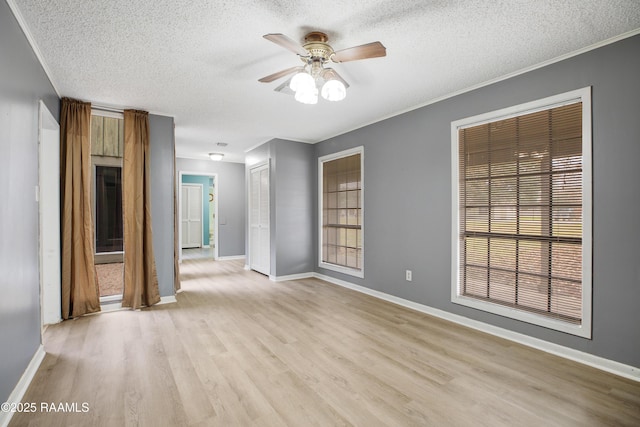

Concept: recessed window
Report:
left=319, top=147, right=364, bottom=278
left=451, top=88, right=592, bottom=338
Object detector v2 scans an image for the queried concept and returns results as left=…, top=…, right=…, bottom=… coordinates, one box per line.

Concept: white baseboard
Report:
left=217, top=255, right=245, bottom=261
left=270, top=272, right=315, bottom=282
left=313, top=273, right=640, bottom=382
left=0, top=345, right=46, bottom=427
left=158, top=295, right=177, bottom=305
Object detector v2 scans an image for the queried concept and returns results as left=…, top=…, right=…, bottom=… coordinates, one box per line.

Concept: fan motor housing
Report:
left=302, top=31, right=334, bottom=62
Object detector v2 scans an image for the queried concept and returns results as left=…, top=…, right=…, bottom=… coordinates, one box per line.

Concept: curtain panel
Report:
left=122, top=110, right=161, bottom=309
left=60, top=97, right=101, bottom=319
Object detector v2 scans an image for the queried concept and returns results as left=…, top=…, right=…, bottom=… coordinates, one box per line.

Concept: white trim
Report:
left=38, top=101, right=62, bottom=330
left=0, top=345, right=46, bottom=427
left=450, top=87, right=592, bottom=339
left=318, top=146, right=365, bottom=279
left=159, top=295, right=177, bottom=305
left=313, top=273, right=639, bottom=382
left=248, top=162, right=271, bottom=275
left=318, top=262, right=364, bottom=278
left=91, top=108, right=124, bottom=119
left=451, top=87, right=591, bottom=130
left=269, top=272, right=315, bottom=282
left=217, top=255, right=246, bottom=261
left=100, top=301, right=125, bottom=313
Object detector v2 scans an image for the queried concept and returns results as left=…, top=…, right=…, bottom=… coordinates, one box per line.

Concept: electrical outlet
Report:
left=406, top=270, right=412, bottom=281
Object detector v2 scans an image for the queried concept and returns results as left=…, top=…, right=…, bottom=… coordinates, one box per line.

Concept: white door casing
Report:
left=249, top=164, right=270, bottom=275
left=38, top=100, right=61, bottom=327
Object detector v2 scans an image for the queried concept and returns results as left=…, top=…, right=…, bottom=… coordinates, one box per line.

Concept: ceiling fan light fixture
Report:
left=321, top=79, right=346, bottom=101
left=260, top=32, right=386, bottom=105
left=294, top=86, right=319, bottom=104
left=209, top=152, right=224, bottom=161
left=289, top=71, right=314, bottom=92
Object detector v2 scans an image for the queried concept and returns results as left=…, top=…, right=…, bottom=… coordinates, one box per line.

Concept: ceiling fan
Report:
left=258, top=31, right=386, bottom=104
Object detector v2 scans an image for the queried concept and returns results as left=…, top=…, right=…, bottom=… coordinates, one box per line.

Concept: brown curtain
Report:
left=60, top=98, right=101, bottom=319
left=122, top=110, right=160, bottom=309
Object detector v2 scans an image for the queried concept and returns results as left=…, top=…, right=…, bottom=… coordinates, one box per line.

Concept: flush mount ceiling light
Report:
left=259, top=31, right=386, bottom=104
left=209, top=153, right=224, bottom=161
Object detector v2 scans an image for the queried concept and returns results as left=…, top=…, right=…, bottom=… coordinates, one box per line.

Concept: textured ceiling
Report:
left=9, top=0, right=640, bottom=163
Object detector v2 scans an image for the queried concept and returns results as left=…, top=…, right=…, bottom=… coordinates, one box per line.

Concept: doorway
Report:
left=178, top=172, right=218, bottom=262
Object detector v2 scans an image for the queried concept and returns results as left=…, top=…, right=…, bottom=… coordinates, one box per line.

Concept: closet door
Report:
left=249, top=164, right=270, bottom=275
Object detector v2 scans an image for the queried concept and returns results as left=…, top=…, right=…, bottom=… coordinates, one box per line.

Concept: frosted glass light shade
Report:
left=321, top=79, right=346, bottom=101
left=209, top=153, right=224, bottom=161
left=294, top=87, right=318, bottom=104
left=290, top=72, right=315, bottom=92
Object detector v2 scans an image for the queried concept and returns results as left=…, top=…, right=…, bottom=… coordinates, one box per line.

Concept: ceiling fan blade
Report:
left=258, top=66, right=303, bottom=83
left=263, top=33, right=308, bottom=57
left=332, top=41, right=386, bottom=63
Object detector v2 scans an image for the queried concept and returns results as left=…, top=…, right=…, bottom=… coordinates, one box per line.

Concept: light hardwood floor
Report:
left=10, top=259, right=640, bottom=426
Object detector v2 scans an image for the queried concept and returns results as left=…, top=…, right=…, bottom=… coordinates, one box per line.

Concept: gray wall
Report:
left=149, top=114, right=176, bottom=297
left=0, top=1, right=60, bottom=402
left=315, top=34, right=640, bottom=368
left=177, top=158, right=246, bottom=257
left=273, top=140, right=315, bottom=276
left=245, top=139, right=315, bottom=277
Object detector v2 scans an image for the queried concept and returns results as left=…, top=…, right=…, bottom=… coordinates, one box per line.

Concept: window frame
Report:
left=318, top=146, right=365, bottom=278
left=451, top=87, right=592, bottom=338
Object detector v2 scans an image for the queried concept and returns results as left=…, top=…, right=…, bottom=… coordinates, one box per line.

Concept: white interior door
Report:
left=39, top=101, right=61, bottom=327
left=249, top=164, right=270, bottom=275
left=181, top=184, right=202, bottom=249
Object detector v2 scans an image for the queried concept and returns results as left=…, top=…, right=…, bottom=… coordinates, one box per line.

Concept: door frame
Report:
left=178, top=171, right=218, bottom=262
left=38, top=100, right=61, bottom=331
left=248, top=162, right=270, bottom=275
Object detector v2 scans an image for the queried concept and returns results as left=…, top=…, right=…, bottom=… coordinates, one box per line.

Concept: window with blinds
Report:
left=452, top=88, right=592, bottom=338
left=319, top=147, right=364, bottom=277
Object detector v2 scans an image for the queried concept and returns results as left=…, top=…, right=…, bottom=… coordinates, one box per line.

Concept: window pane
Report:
left=95, top=166, right=123, bottom=253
